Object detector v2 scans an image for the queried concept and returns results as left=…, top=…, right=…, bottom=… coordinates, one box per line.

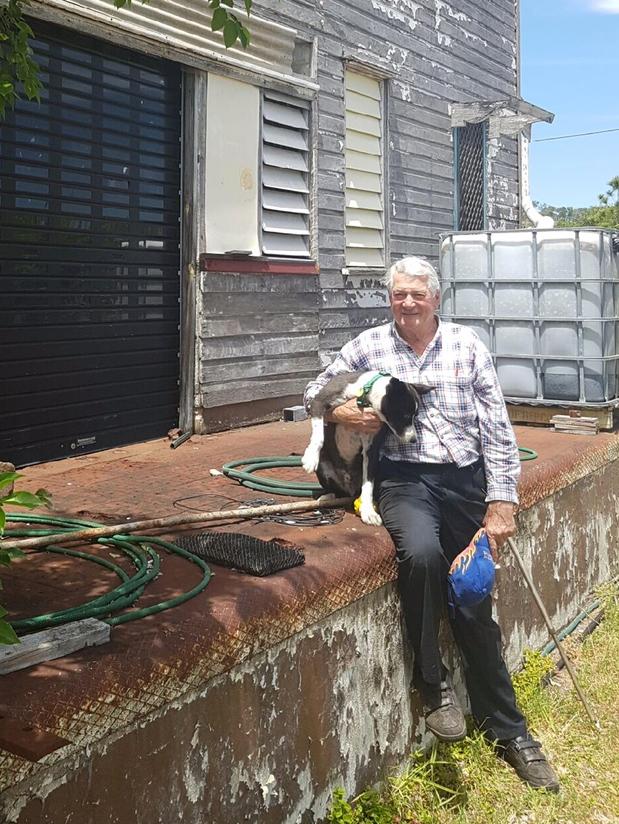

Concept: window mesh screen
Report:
left=456, top=122, right=486, bottom=231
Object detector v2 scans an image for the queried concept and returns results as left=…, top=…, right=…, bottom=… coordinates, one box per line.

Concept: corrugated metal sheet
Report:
left=29, top=0, right=300, bottom=79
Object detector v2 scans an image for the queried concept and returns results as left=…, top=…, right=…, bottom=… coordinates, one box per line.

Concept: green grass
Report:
left=328, top=585, right=619, bottom=824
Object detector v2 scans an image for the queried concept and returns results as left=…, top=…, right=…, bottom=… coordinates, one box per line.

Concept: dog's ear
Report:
left=411, top=383, right=434, bottom=396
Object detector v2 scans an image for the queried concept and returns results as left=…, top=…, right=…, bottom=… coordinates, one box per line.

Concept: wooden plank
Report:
left=199, top=353, right=319, bottom=384
left=200, top=332, right=318, bottom=360
left=201, top=313, right=317, bottom=338
left=202, top=292, right=319, bottom=316
left=202, top=376, right=310, bottom=406
left=508, top=404, right=615, bottom=431
left=550, top=415, right=599, bottom=435
left=0, top=619, right=111, bottom=676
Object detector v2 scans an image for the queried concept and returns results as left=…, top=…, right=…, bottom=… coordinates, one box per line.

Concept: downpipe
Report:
left=520, top=132, right=554, bottom=229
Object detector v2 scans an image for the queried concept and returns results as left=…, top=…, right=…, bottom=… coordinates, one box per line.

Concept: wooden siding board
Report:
left=199, top=353, right=320, bottom=384
left=202, top=376, right=313, bottom=406
left=196, top=0, right=519, bottom=423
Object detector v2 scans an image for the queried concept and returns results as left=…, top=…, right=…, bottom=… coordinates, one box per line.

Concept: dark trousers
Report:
left=377, top=457, right=527, bottom=742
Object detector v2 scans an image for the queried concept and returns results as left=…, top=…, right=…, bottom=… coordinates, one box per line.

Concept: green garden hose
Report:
left=5, top=513, right=212, bottom=634
left=223, top=448, right=538, bottom=497
left=222, top=456, right=323, bottom=498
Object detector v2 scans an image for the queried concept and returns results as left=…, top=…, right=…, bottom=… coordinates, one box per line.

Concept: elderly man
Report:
left=304, top=256, right=559, bottom=792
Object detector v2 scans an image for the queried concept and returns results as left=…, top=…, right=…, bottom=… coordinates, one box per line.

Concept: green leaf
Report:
left=0, top=509, right=5, bottom=535
left=0, top=548, right=25, bottom=564
left=223, top=19, right=239, bottom=48
left=0, top=619, right=20, bottom=646
left=0, top=472, right=21, bottom=491
left=2, top=491, right=46, bottom=509
left=238, top=25, right=250, bottom=49
left=34, top=488, right=52, bottom=507
left=211, top=7, right=227, bottom=31
left=244, top=0, right=252, bottom=14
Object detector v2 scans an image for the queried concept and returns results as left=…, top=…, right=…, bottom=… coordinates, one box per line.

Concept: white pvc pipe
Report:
left=520, top=132, right=555, bottom=228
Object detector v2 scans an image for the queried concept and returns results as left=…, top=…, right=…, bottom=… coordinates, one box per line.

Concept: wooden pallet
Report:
left=507, top=404, right=616, bottom=431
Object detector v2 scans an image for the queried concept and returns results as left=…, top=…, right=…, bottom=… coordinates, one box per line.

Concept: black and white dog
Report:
left=302, top=371, right=431, bottom=525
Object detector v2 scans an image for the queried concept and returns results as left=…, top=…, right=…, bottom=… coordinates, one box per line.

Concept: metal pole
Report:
left=506, top=537, right=600, bottom=731
left=2, top=497, right=352, bottom=552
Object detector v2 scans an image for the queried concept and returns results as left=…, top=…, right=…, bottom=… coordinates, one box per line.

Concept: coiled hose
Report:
left=5, top=513, right=212, bottom=634
left=222, top=447, right=539, bottom=497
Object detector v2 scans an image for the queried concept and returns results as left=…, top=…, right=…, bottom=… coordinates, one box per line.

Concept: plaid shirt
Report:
left=304, top=319, right=520, bottom=504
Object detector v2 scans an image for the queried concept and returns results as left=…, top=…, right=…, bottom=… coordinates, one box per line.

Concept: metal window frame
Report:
left=258, top=88, right=313, bottom=260
left=453, top=120, right=488, bottom=232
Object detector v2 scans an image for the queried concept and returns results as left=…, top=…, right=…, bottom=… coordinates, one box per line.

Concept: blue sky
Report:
left=521, top=0, right=619, bottom=207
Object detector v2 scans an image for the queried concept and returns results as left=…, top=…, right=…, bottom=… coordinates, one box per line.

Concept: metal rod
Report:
left=506, top=537, right=600, bottom=731
left=3, top=497, right=352, bottom=552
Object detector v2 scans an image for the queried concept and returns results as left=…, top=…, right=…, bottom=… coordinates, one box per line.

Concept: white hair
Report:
left=382, top=256, right=440, bottom=297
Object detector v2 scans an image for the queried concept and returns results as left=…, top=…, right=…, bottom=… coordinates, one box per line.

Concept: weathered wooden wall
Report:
left=248, top=0, right=521, bottom=362
left=192, top=1, right=521, bottom=426
left=197, top=271, right=321, bottom=429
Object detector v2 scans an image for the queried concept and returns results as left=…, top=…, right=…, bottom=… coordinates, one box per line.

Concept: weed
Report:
left=327, top=585, right=619, bottom=823
left=511, top=648, right=555, bottom=726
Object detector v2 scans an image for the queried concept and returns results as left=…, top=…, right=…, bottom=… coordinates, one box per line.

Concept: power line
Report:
left=533, top=127, right=619, bottom=143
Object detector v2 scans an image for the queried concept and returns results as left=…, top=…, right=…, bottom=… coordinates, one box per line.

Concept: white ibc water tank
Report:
left=439, top=229, right=619, bottom=405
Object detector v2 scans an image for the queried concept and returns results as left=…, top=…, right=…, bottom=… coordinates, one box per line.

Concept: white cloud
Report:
left=588, top=0, right=619, bottom=12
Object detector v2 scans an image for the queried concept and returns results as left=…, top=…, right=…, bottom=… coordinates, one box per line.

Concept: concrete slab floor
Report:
left=1, top=419, right=619, bottom=789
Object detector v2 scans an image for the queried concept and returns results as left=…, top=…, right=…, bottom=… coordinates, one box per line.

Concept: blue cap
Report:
left=448, top=529, right=496, bottom=608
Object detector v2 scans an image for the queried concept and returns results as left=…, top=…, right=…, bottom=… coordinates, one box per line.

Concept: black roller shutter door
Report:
left=0, top=21, right=181, bottom=466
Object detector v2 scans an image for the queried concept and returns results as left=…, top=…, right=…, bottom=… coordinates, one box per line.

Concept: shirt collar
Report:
left=391, top=315, right=442, bottom=356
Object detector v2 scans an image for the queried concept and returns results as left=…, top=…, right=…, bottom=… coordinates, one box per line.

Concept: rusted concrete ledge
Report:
left=0, top=422, right=618, bottom=823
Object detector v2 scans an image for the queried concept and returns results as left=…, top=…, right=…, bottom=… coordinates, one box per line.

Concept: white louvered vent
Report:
left=261, top=91, right=310, bottom=257
left=345, top=71, right=384, bottom=268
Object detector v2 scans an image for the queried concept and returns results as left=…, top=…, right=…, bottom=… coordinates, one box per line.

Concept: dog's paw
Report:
left=359, top=505, right=382, bottom=526
left=302, top=447, right=320, bottom=474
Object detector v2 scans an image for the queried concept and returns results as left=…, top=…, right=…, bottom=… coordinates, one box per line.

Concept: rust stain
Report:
left=2, top=423, right=618, bottom=819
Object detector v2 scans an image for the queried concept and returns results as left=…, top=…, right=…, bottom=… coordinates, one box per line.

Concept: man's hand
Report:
left=483, top=501, right=517, bottom=558
left=327, top=398, right=382, bottom=434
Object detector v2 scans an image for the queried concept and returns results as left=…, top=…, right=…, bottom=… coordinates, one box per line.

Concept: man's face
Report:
left=389, top=274, right=440, bottom=335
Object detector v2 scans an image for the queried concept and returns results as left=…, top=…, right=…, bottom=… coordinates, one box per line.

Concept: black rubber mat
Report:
left=174, top=531, right=305, bottom=576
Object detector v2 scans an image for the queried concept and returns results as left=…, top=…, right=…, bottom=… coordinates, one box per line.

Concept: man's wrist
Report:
left=487, top=500, right=518, bottom=512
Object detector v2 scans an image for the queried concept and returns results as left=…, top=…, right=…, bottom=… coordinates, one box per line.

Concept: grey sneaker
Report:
left=499, top=735, right=560, bottom=793
left=423, top=681, right=467, bottom=742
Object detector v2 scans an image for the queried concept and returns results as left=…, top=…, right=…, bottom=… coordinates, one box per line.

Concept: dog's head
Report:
left=378, top=378, right=433, bottom=442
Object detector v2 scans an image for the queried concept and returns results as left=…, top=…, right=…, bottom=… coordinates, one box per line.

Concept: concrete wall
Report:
left=3, top=451, right=618, bottom=824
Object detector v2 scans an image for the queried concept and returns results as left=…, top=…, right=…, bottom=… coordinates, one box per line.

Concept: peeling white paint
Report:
left=435, top=0, right=469, bottom=23
left=3, top=469, right=618, bottom=823
left=461, top=29, right=488, bottom=47
left=392, top=79, right=412, bottom=102
left=385, top=44, right=410, bottom=69
left=371, top=0, right=421, bottom=31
